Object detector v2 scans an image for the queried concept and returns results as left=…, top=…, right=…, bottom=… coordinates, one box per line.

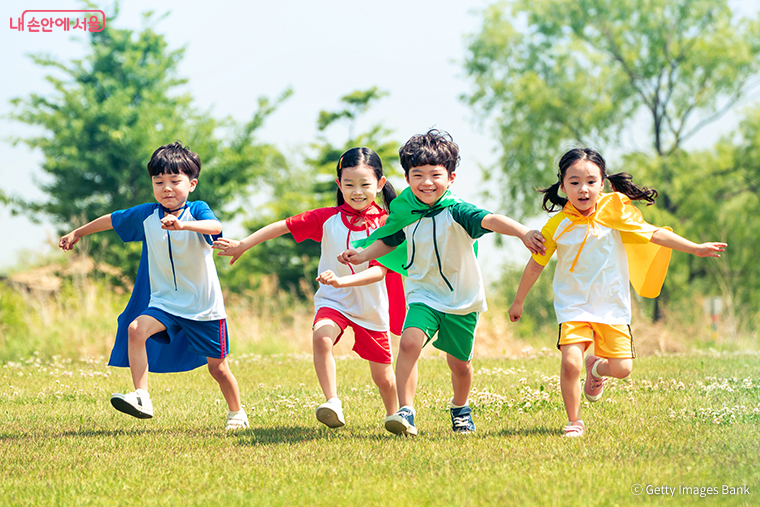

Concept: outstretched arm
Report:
left=213, top=220, right=290, bottom=265
left=650, top=229, right=727, bottom=258
left=160, top=215, right=222, bottom=235
left=316, top=266, right=387, bottom=288
left=337, top=239, right=396, bottom=266
left=481, top=213, right=546, bottom=255
left=508, top=258, right=545, bottom=322
left=59, top=214, right=113, bottom=251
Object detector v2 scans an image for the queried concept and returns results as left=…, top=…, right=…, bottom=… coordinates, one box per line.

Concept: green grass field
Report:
left=2, top=351, right=758, bottom=506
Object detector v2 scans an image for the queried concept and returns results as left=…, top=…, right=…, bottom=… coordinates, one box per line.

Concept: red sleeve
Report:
left=285, top=207, right=339, bottom=243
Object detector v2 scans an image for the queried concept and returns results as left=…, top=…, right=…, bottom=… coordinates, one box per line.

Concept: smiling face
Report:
left=406, top=164, right=455, bottom=207
left=560, top=160, right=604, bottom=216
left=151, top=172, right=197, bottom=211
left=337, top=165, right=386, bottom=211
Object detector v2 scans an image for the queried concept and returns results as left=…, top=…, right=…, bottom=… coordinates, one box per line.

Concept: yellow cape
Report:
left=559, top=193, right=672, bottom=298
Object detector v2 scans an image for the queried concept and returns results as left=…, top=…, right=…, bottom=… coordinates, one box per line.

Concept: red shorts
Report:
left=313, top=307, right=392, bottom=364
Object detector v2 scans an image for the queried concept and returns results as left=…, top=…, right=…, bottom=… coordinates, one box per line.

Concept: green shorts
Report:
left=403, top=303, right=479, bottom=362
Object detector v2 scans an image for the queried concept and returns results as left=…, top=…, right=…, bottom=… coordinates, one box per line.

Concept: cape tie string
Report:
left=160, top=203, right=189, bottom=291
left=340, top=204, right=382, bottom=275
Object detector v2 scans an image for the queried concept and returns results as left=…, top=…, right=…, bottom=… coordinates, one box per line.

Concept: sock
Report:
left=228, top=409, right=246, bottom=418
left=400, top=405, right=415, bottom=415
left=591, top=359, right=603, bottom=379
left=326, top=397, right=341, bottom=406
left=450, top=398, right=469, bottom=409
left=135, top=388, right=149, bottom=398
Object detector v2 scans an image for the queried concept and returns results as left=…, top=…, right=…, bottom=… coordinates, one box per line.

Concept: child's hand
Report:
left=693, top=242, right=727, bottom=258
left=337, top=249, right=363, bottom=265
left=508, top=301, right=523, bottom=322
left=213, top=238, right=245, bottom=265
left=316, top=270, right=344, bottom=288
left=59, top=231, right=80, bottom=252
left=160, top=214, right=184, bottom=231
left=522, top=229, right=546, bottom=255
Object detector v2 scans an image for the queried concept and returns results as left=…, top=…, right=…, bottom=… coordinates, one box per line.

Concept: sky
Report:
left=2, top=0, right=758, bottom=273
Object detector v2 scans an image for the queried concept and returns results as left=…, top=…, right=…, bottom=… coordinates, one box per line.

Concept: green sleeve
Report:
left=381, top=229, right=406, bottom=247
left=450, top=202, right=492, bottom=239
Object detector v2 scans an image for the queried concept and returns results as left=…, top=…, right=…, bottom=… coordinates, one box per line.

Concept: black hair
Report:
left=336, top=147, right=397, bottom=210
left=147, top=141, right=202, bottom=180
left=539, top=148, right=658, bottom=212
left=398, top=129, right=460, bottom=176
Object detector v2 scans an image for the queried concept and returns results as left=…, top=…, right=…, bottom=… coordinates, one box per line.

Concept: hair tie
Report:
left=339, top=156, right=343, bottom=170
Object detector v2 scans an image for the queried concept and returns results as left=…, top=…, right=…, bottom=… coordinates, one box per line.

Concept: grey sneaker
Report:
left=384, top=407, right=417, bottom=436
left=111, top=391, right=153, bottom=419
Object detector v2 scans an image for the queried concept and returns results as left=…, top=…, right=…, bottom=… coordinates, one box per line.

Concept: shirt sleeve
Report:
left=531, top=213, right=562, bottom=266
left=285, top=207, right=339, bottom=243
left=188, top=201, right=222, bottom=243
left=381, top=229, right=406, bottom=247
left=110, top=203, right=157, bottom=243
left=450, top=202, right=492, bottom=239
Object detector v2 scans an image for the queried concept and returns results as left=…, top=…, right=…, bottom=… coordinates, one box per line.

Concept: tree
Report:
left=221, top=88, right=402, bottom=295
left=6, top=9, right=289, bottom=275
left=463, top=0, right=760, bottom=320
left=463, top=0, right=760, bottom=216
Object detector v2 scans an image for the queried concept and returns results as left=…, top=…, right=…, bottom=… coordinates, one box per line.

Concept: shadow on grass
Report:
left=234, top=425, right=323, bottom=445
left=0, top=427, right=214, bottom=441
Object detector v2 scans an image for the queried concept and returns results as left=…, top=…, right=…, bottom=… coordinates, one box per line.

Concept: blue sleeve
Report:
left=188, top=201, right=222, bottom=244
left=450, top=202, right=492, bottom=239
left=110, top=203, right=157, bottom=243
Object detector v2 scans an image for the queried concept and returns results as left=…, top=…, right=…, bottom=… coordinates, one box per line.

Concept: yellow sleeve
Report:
left=532, top=213, right=564, bottom=267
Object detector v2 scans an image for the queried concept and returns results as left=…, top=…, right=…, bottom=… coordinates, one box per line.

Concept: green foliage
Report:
left=6, top=10, right=290, bottom=277
left=463, top=0, right=760, bottom=217
left=464, top=0, right=760, bottom=321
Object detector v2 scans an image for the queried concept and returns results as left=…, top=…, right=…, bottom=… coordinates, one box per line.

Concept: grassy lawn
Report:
left=1, top=352, right=758, bottom=506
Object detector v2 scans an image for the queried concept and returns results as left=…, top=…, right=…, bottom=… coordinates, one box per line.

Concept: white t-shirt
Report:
left=533, top=212, right=632, bottom=324
left=286, top=205, right=396, bottom=332
left=111, top=201, right=226, bottom=321
left=382, top=202, right=492, bottom=315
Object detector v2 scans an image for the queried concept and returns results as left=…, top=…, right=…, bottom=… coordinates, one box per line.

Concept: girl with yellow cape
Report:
left=508, top=148, right=726, bottom=438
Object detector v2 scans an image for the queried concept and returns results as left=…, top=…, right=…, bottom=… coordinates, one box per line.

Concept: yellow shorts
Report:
left=557, top=321, right=635, bottom=359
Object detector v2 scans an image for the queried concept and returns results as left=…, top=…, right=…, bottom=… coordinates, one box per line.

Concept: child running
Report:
left=508, top=148, right=727, bottom=437
left=340, top=129, right=546, bottom=435
left=213, top=147, right=404, bottom=429
left=59, top=141, right=248, bottom=430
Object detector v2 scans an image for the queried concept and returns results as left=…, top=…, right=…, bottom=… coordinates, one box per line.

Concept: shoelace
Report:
left=590, top=375, right=606, bottom=390
left=452, top=416, right=473, bottom=428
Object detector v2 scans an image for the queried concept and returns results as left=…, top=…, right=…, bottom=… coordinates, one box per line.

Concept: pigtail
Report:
left=539, top=181, right=567, bottom=212
left=607, top=172, right=657, bottom=206
left=380, top=180, right=397, bottom=211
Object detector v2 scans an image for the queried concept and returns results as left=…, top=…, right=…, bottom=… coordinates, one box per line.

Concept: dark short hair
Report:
left=147, top=141, right=201, bottom=180
left=399, top=129, right=460, bottom=176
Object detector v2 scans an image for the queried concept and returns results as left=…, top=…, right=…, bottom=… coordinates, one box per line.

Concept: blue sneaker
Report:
left=450, top=405, right=475, bottom=433
left=384, top=406, right=418, bottom=436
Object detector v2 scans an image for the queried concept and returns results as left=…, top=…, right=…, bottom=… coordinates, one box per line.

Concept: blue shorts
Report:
left=142, top=307, right=229, bottom=359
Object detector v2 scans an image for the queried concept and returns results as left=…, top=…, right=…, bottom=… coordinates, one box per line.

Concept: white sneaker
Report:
left=315, top=399, right=345, bottom=428
left=226, top=410, right=249, bottom=430
left=111, top=390, right=153, bottom=419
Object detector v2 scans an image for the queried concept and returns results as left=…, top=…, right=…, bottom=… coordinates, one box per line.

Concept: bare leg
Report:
left=207, top=357, right=241, bottom=412
left=595, top=357, right=633, bottom=379
left=395, top=327, right=426, bottom=408
left=447, top=354, right=473, bottom=406
left=312, top=320, right=342, bottom=401
left=560, top=343, right=585, bottom=423
left=127, top=315, right=166, bottom=391
left=369, top=361, right=398, bottom=416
